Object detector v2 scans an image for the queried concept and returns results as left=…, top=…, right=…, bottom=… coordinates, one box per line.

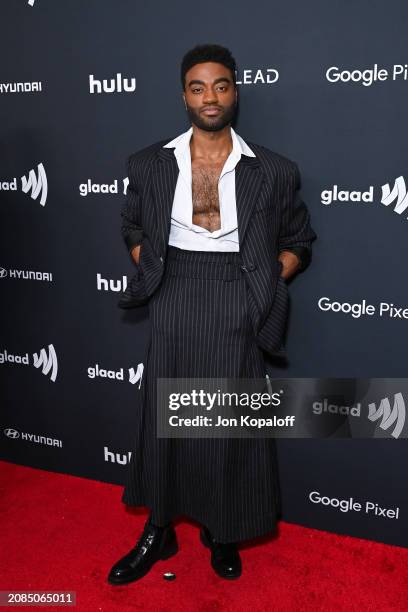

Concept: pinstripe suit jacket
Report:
left=118, top=137, right=317, bottom=358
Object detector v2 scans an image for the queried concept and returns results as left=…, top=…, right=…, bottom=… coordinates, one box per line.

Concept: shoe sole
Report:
left=107, top=538, right=179, bottom=585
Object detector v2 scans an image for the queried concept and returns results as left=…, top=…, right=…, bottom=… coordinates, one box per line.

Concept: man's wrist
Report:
left=279, top=250, right=301, bottom=278
left=280, top=247, right=310, bottom=272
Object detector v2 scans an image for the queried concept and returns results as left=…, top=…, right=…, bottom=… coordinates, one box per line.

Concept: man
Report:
left=108, top=44, right=317, bottom=585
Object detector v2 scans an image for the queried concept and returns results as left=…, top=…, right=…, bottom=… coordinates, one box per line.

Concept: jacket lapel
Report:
left=154, top=147, right=180, bottom=252
left=235, top=156, right=264, bottom=248
left=153, top=146, right=264, bottom=253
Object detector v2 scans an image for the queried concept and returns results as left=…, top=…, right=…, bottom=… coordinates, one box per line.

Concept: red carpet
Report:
left=1, top=460, right=407, bottom=611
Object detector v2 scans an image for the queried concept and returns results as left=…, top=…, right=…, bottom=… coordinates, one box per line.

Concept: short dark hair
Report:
left=181, top=44, right=237, bottom=90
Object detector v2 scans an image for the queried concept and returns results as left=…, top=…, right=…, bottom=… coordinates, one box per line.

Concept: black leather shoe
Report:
left=200, top=525, right=242, bottom=579
left=108, top=517, right=178, bottom=585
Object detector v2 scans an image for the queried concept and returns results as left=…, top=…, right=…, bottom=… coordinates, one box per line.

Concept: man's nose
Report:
left=202, top=88, right=218, bottom=104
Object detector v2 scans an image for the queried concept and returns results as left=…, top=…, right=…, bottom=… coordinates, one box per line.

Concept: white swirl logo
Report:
left=21, top=163, right=48, bottom=206
left=32, top=344, right=58, bottom=382
left=368, top=393, right=406, bottom=439
left=381, top=176, right=408, bottom=217
left=129, top=364, right=144, bottom=387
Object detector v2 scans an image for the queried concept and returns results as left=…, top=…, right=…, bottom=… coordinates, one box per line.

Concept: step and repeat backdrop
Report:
left=1, top=1, right=407, bottom=548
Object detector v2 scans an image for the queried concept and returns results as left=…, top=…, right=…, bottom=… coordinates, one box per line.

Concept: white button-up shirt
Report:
left=163, top=126, right=256, bottom=252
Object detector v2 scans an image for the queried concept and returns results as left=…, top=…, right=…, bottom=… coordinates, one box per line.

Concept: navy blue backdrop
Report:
left=1, top=0, right=407, bottom=548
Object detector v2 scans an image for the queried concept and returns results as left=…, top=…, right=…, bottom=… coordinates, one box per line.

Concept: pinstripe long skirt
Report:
left=121, top=246, right=281, bottom=543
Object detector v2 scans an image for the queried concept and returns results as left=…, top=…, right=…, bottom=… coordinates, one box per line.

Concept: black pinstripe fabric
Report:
left=121, top=246, right=281, bottom=543
left=119, top=137, right=317, bottom=357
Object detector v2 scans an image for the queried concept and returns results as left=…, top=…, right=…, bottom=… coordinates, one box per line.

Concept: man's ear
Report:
left=182, top=92, right=187, bottom=110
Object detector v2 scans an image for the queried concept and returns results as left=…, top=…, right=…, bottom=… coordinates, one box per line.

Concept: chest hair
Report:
left=191, top=162, right=225, bottom=232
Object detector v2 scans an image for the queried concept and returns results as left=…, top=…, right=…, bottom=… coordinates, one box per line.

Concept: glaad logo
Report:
left=368, top=393, right=406, bottom=439
left=321, top=185, right=373, bottom=205
left=79, top=178, right=128, bottom=196
left=4, top=427, right=62, bottom=447
left=89, top=73, right=136, bottom=94
left=33, top=344, right=58, bottom=382
left=87, top=363, right=144, bottom=387
left=321, top=176, right=408, bottom=221
left=21, top=163, right=48, bottom=206
left=235, top=68, right=279, bottom=85
left=312, top=399, right=361, bottom=417
left=381, top=176, right=408, bottom=216
left=0, top=266, right=53, bottom=282
left=0, top=344, right=58, bottom=382
left=312, top=392, right=406, bottom=439
left=97, top=273, right=127, bottom=293
left=129, top=365, right=144, bottom=386
left=1, top=163, right=48, bottom=206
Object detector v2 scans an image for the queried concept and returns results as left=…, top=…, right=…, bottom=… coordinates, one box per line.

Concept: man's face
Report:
left=183, top=61, right=237, bottom=132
